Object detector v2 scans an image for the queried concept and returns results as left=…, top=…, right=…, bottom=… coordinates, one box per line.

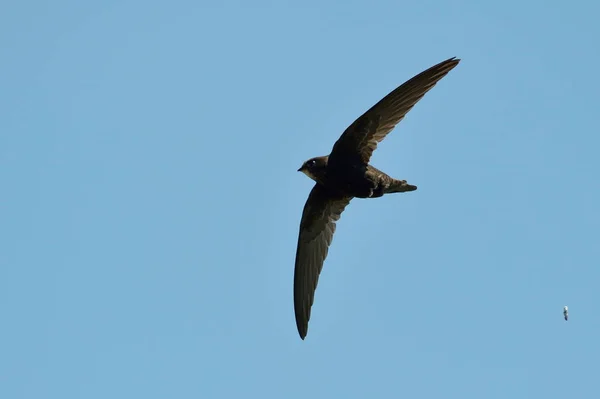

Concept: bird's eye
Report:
left=308, top=160, right=316, bottom=167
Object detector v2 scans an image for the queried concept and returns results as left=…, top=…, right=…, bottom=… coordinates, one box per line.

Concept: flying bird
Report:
left=293, top=57, right=461, bottom=339
left=563, top=306, right=568, bottom=321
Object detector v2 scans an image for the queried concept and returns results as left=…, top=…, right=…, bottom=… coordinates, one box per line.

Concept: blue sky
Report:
left=2, top=1, right=599, bottom=398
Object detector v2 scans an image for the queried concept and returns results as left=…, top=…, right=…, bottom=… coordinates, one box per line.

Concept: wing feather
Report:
left=293, top=184, right=352, bottom=339
left=329, top=57, right=460, bottom=166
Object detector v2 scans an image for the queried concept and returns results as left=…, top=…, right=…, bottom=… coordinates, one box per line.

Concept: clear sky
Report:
left=2, top=1, right=599, bottom=398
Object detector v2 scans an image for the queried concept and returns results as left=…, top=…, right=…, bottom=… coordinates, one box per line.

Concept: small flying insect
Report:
left=563, top=306, right=568, bottom=321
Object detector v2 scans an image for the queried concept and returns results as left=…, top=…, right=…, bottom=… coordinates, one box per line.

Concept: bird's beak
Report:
left=297, top=166, right=304, bottom=172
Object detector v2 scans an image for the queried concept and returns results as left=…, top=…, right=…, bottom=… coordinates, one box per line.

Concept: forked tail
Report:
left=386, top=179, right=417, bottom=193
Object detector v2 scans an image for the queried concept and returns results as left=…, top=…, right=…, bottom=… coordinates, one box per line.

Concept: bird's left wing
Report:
left=329, top=57, right=460, bottom=167
left=294, top=184, right=352, bottom=340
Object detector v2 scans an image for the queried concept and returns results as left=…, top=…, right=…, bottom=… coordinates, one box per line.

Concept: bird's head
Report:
left=297, top=156, right=328, bottom=182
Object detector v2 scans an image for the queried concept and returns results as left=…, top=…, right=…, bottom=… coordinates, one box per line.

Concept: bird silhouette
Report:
left=294, top=57, right=461, bottom=339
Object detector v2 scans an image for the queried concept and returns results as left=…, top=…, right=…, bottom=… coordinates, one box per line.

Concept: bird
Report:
left=563, top=306, right=568, bottom=321
left=293, top=57, right=461, bottom=340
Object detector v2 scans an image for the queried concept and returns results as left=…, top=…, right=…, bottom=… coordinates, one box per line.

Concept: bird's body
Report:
left=293, top=57, right=461, bottom=339
left=299, top=156, right=416, bottom=199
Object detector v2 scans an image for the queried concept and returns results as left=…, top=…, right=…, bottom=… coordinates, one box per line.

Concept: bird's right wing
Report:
left=294, top=184, right=352, bottom=340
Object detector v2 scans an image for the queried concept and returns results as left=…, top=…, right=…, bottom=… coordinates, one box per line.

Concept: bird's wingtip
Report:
left=296, top=320, right=308, bottom=340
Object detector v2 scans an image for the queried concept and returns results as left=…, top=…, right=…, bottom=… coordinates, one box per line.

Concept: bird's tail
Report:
left=385, top=179, right=417, bottom=194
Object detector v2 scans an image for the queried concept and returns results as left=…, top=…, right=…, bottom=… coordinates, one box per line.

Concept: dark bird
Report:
left=294, top=57, right=460, bottom=340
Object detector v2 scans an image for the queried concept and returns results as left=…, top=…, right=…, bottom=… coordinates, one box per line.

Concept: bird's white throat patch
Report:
left=302, top=169, right=318, bottom=182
